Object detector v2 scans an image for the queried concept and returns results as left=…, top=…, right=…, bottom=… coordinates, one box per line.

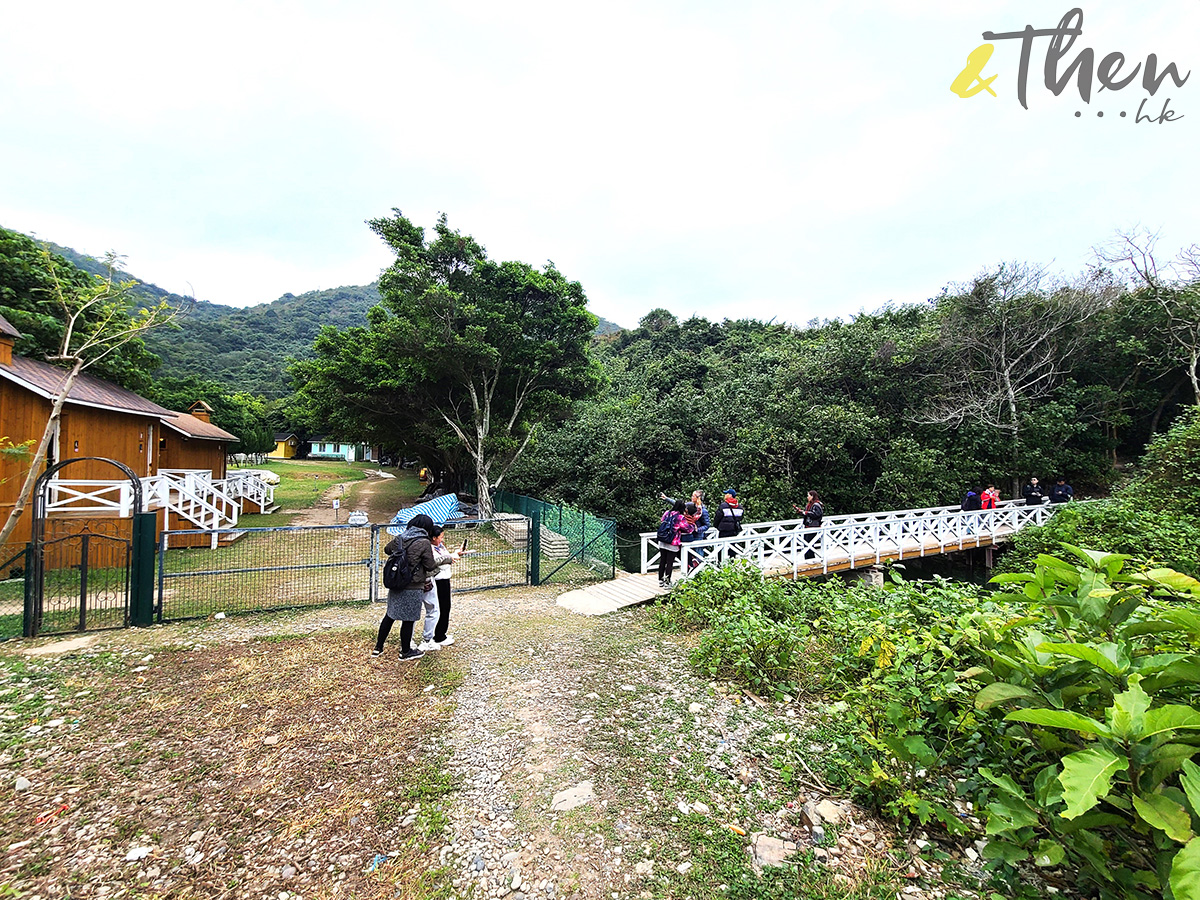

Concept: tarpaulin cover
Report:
left=387, top=493, right=462, bottom=533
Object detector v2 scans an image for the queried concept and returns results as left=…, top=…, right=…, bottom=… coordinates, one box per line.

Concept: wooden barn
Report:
left=0, top=315, right=268, bottom=555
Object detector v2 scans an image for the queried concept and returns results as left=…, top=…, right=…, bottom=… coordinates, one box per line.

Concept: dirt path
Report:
left=289, top=474, right=398, bottom=527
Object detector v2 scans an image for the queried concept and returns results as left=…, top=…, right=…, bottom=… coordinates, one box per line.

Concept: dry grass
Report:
left=1, top=628, right=463, bottom=899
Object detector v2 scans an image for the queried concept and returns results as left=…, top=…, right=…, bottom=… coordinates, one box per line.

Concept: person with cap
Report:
left=372, top=513, right=440, bottom=661
left=1049, top=477, right=1074, bottom=503
left=713, top=488, right=745, bottom=540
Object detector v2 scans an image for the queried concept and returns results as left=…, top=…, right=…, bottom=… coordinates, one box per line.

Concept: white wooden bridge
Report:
left=557, top=499, right=1067, bottom=615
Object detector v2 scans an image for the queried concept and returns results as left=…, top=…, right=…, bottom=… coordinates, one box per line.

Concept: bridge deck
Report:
left=558, top=523, right=1018, bottom=615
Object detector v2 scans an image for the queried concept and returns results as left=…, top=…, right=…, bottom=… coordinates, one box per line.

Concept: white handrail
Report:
left=641, top=500, right=1077, bottom=579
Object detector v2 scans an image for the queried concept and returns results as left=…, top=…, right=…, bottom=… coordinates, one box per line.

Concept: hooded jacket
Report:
left=384, top=525, right=439, bottom=591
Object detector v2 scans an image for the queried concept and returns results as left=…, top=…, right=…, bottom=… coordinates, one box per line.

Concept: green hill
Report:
left=41, top=239, right=624, bottom=397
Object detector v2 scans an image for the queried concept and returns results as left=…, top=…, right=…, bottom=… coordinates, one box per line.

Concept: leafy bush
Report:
left=1000, top=500, right=1200, bottom=578
left=657, top=548, right=1200, bottom=899
left=971, top=547, right=1200, bottom=899
left=1128, top=406, right=1200, bottom=515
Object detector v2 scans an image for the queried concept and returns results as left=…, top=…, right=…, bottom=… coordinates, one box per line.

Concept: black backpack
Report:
left=656, top=513, right=677, bottom=544
left=382, top=544, right=415, bottom=590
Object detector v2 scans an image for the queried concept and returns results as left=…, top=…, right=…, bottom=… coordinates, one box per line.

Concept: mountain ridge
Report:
left=42, top=240, right=623, bottom=397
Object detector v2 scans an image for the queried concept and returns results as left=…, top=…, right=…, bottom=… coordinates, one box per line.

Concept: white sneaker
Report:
left=438, top=635, right=455, bottom=647
left=417, top=640, right=440, bottom=652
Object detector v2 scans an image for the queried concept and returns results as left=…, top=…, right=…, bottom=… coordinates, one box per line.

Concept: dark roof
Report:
left=161, top=411, right=238, bottom=442
left=0, top=355, right=173, bottom=417
left=0, top=314, right=21, bottom=339
left=273, top=432, right=297, bottom=442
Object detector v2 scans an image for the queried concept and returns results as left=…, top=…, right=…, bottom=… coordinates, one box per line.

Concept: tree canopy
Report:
left=0, top=226, right=163, bottom=391
left=291, top=212, right=599, bottom=514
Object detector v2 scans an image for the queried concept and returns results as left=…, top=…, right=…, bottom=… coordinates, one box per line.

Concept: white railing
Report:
left=42, top=480, right=139, bottom=516
left=42, top=469, right=249, bottom=549
left=640, top=500, right=1071, bottom=580
left=219, top=471, right=275, bottom=510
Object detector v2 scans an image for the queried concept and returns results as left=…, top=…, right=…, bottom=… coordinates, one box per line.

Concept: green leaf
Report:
left=975, top=682, right=1041, bottom=710
left=985, top=800, right=1039, bottom=834
left=1170, top=836, right=1200, bottom=900
left=1036, top=641, right=1128, bottom=676
left=1133, top=792, right=1194, bottom=843
left=1057, top=812, right=1128, bottom=834
left=1125, top=621, right=1191, bottom=638
left=958, top=666, right=990, bottom=681
left=1059, top=747, right=1128, bottom=819
left=1108, top=674, right=1151, bottom=740
left=1149, top=745, right=1200, bottom=789
left=1006, top=708, right=1112, bottom=737
left=1142, top=706, right=1200, bottom=741
left=1162, top=609, right=1200, bottom=636
left=1032, top=840, right=1066, bottom=867
left=980, top=767, right=1032, bottom=802
left=981, top=840, right=1029, bottom=864
left=991, top=573, right=1035, bottom=584
left=1034, top=765, right=1064, bottom=807
left=1182, top=760, right=1200, bottom=819
left=1141, top=569, right=1200, bottom=595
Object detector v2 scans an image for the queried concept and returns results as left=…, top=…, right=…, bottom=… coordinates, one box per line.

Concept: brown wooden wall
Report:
left=2, top=380, right=157, bottom=546
left=159, top=433, right=227, bottom=478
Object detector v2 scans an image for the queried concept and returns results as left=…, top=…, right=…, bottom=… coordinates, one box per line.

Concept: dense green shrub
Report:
left=1000, top=500, right=1200, bottom=578
left=974, top=548, right=1200, bottom=899
left=657, top=549, right=1200, bottom=899
left=1127, top=406, right=1200, bottom=514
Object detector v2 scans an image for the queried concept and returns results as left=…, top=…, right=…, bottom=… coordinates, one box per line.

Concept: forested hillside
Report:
left=46, top=239, right=624, bottom=396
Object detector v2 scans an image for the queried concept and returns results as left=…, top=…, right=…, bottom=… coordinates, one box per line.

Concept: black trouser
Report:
left=658, top=547, right=679, bottom=583
left=375, top=616, right=416, bottom=652
left=433, top=579, right=452, bottom=642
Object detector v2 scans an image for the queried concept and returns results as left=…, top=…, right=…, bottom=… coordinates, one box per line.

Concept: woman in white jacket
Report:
left=418, top=526, right=462, bottom=651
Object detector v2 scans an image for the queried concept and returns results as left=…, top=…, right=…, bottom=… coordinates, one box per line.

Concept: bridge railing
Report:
left=640, top=500, right=1068, bottom=580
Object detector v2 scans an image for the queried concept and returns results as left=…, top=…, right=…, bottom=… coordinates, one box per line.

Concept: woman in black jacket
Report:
left=372, top=513, right=440, bottom=661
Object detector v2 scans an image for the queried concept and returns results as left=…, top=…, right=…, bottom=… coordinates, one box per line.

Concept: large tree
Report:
left=293, top=212, right=599, bottom=516
left=1098, top=230, right=1200, bottom=406
left=0, top=247, right=187, bottom=547
left=918, top=264, right=1116, bottom=494
left=0, top=227, right=163, bottom=392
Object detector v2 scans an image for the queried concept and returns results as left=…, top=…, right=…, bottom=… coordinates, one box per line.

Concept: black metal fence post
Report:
left=130, top=512, right=157, bottom=627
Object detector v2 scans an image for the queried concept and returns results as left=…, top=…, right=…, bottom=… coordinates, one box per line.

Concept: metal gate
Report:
left=26, top=457, right=153, bottom=638
left=31, top=529, right=132, bottom=635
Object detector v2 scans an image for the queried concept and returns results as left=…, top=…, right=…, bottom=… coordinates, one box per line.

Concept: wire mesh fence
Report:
left=492, top=491, right=617, bottom=585
left=378, top=519, right=530, bottom=595
left=0, top=542, right=29, bottom=640
left=157, top=519, right=531, bottom=623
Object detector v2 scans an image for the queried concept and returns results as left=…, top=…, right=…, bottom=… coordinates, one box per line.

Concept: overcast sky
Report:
left=1, top=1, right=1197, bottom=328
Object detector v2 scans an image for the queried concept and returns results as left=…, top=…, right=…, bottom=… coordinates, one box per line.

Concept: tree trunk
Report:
left=0, top=360, right=85, bottom=548
left=1149, top=376, right=1187, bottom=436
left=475, top=455, right=493, bottom=519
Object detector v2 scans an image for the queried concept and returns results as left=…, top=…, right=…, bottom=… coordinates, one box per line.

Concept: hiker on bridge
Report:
left=1050, top=478, right=1074, bottom=503
left=656, top=499, right=695, bottom=588
left=961, top=487, right=982, bottom=534
left=714, top=488, right=744, bottom=538
left=1022, top=477, right=1046, bottom=505
left=794, top=490, right=824, bottom=559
